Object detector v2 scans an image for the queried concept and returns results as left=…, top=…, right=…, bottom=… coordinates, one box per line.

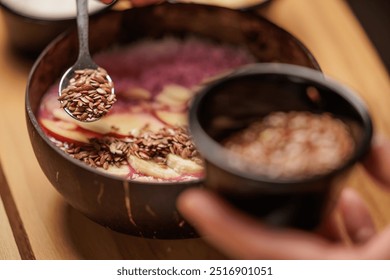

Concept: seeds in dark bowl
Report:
left=223, top=111, right=355, bottom=179
left=58, top=67, right=116, bottom=122
left=55, top=125, right=203, bottom=180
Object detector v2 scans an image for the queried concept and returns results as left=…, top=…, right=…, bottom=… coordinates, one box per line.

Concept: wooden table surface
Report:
left=0, top=0, right=389, bottom=260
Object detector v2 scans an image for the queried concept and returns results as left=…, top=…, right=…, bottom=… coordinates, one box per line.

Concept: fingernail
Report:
left=177, top=189, right=215, bottom=228
left=353, top=227, right=375, bottom=243
left=372, top=134, right=387, bottom=147
left=177, top=189, right=206, bottom=214
left=177, top=189, right=224, bottom=220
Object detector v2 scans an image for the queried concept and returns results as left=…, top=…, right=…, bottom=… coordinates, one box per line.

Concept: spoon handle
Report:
left=76, top=0, right=92, bottom=62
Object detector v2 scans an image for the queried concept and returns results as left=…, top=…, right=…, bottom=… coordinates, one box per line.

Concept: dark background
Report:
left=347, top=0, right=390, bottom=72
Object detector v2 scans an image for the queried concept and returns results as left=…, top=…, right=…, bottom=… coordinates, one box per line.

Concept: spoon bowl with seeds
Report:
left=58, top=0, right=116, bottom=122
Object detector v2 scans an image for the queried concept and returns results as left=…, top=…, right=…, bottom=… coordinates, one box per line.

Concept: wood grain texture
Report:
left=0, top=0, right=389, bottom=259
left=0, top=190, right=20, bottom=260
left=0, top=161, right=33, bottom=259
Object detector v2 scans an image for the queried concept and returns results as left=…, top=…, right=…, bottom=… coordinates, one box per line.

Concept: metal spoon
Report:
left=58, top=0, right=115, bottom=122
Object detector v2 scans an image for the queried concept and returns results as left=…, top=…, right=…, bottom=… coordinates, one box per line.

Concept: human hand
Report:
left=100, top=0, right=162, bottom=6
left=177, top=136, right=390, bottom=259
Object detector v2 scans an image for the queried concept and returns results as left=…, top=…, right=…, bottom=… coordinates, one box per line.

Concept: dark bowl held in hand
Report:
left=189, top=63, right=373, bottom=230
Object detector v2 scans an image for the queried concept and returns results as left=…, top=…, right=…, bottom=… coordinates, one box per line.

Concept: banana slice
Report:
left=128, top=155, right=179, bottom=179
left=166, top=154, right=203, bottom=175
left=156, top=84, right=193, bottom=108
left=123, top=87, right=152, bottom=101
left=161, top=84, right=193, bottom=101
left=155, top=110, right=188, bottom=126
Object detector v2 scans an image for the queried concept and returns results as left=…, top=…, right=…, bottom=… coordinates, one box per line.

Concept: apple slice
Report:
left=53, top=108, right=164, bottom=136
left=53, top=108, right=73, bottom=121
left=40, top=91, right=61, bottom=114
left=154, top=110, right=188, bottom=127
left=156, top=84, right=193, bottom=108
left=166, top=154, right=203, bottom=175
left=128, top=155, right=179, bottom=179
left=98, top=164, right=130, bottom=177
left=53, top=108, right=118, bottom=135
left=40, top=118, right=89, bottom=143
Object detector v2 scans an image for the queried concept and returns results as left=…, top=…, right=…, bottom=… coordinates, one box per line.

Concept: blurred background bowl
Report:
left=0, top=0, right=114, bottom=56
left=26, top=2, right=320, bottom=239
left=189, top=63, right=373, bottom=230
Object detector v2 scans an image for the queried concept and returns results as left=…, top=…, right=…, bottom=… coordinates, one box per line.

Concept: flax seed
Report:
left=59, top=67, right=116, bottom=121
left=224, top=111, right=355, bottom=179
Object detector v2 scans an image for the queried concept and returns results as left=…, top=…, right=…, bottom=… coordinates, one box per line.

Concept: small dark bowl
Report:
left=26, top=3, right=320, bottom=239
left=189, top=63, right=373, bottom=230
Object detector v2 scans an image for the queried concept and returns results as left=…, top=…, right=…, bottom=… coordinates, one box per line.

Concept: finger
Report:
left=317, top=188, right=376, bottom=244
left=362, top=135, right=390, bottom=189
left=177, top=189, right=351, bottom=259
left=337, top=188, right=376, bottom=244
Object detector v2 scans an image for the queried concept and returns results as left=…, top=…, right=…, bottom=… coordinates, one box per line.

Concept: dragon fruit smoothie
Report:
left=38, top=37, right=255, bottom=182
